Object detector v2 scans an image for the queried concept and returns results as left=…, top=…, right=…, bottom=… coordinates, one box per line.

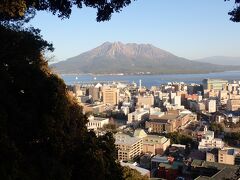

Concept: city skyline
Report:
left=29, top=0, right=240, bottom=63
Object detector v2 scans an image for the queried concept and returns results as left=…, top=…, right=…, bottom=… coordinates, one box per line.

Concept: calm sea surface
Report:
left=61, top=71, right=240, bottom=88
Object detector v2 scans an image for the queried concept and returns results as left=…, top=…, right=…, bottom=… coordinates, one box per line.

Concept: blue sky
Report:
left=29, top=0, right=240, bottom=62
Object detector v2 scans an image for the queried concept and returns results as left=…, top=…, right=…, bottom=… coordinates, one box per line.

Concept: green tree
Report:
left=224, top=132, right=240, bottom=146
left=1, top=0, right=240, bottom=23
left=0, top=25, right=124, bottom=180
left=165, top=132, right=195, bottom=148
left=209, top=122, right=224, bottom=136
left=122, top=166, right=149, bottom=180
left=225, top=0, right=240, bottom=22
left=0, top=0, right=134, bottom=22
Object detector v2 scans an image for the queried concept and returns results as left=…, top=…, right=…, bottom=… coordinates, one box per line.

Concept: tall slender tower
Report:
left=139, top=79, right=142, bottom=90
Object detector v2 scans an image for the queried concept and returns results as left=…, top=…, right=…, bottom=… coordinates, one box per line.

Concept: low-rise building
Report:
left=133, top=129, right=170, bottom=155
left=86, top=115, right=109, bottom=131
left=83, top=103, right=106, bottom=114
left=146, top=112, right=191, bottom=133
left=206, top=148, right=239, bottom=165
left=191, top=159, right=239, bottom=180
left=218, top=149, right=236, bottom=165
left=198, top=126, right=224, bottom=150
left=127, top=109, right=149, bottom=124
left=120, top=162, right=150, bottom=178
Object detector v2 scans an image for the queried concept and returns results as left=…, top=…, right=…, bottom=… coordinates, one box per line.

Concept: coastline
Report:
left=60, top=70, right=240, bottom=77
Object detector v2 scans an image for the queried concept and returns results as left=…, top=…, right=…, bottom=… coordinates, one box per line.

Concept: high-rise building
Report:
left=88, top=86, right=101, bottom=101
left=102, top=87, right=119, bottom=105
left=170, top=92, right=176, bottom=104
left=207, top=100, right=216, bottom=113
left=173, top=95, right=181, bottom=106
left=202, top=79, right=228, bottom=91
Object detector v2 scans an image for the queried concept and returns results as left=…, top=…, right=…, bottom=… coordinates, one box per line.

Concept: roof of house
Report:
left=192, top=160, right=240, bottom=180
left=133, top=129, right=147, bottom=138
left=115, top=133, right=142, bottom=146
left=120, top=162, right=150, bottom=176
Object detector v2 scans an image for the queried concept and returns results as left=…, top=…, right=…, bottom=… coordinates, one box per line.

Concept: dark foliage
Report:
left=0, top=0, right=135, bottom=22
left=165, top=132, right=196, bottom=148
left=0, top=25, right=124, bottom=180
left=1, top=1, right=240, bottom=23
left=122, top=166, right=148, bottom=180
left=209, top=122, right=224, bottom=136
left=224, top=132, right=240, bottom=147
left=226, top=0, right=240, bottom=22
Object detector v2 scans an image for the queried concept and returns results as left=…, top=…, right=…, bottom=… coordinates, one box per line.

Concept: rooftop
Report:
left=115, top=133, right=142, bottom=146
left=93, top=117, right=109, bottom=121
left=148, top=119, right=169, bottom=124
left=151, top=155, right=169, bottom=163
left=120, top=162, right=150, bottom=176
left=191, top=159, right=239, bottom=170
left=133, top=129, right=147, bottom=138
left=204, top=130, right=214, bottom=137
left=143, top=135, right=168, bottom=144
left=158, top=114, right=179, bottom=120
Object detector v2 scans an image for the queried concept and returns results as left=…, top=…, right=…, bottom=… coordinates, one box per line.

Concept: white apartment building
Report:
left=207, top=99, right=216, bottom=113
left=173, top=95, right=181, bottom=106
left=198, top=126, right=224, bottom=150
left=86, top=115, right=109, bottom=131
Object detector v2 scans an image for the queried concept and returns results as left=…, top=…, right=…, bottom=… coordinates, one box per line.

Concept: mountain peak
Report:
left=93, top=41, right=174, bottom=59
left=52, top=42, right=240, bottom=74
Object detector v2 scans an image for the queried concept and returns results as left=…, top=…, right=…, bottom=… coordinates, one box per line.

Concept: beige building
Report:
left=227, top=99, right=240, bottom=111
left=83, top=103, right=105, bottom=114
left=197, top=102, right=206, bottom=112
left=146, top=113, right=191, bottom=133
left=218, top=149, right=235, bottom=165
left=115, top=133, right=143, bottom=161
left=137, top=95, right=154, bottom=108
left=229, top=94, right=240, bottom=100
left=133, top=129, right=170, bottom=155
left=206, top=151, right=217, bottom=162
left=219, top=90, right=229, bottom=104
left=206, top=148, right=237, bottom=165
left=102, top=87, right=119, bottom=105
left=145, top=119, right=171, bottom=133
left=88, top=86, right=101, bottom=101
